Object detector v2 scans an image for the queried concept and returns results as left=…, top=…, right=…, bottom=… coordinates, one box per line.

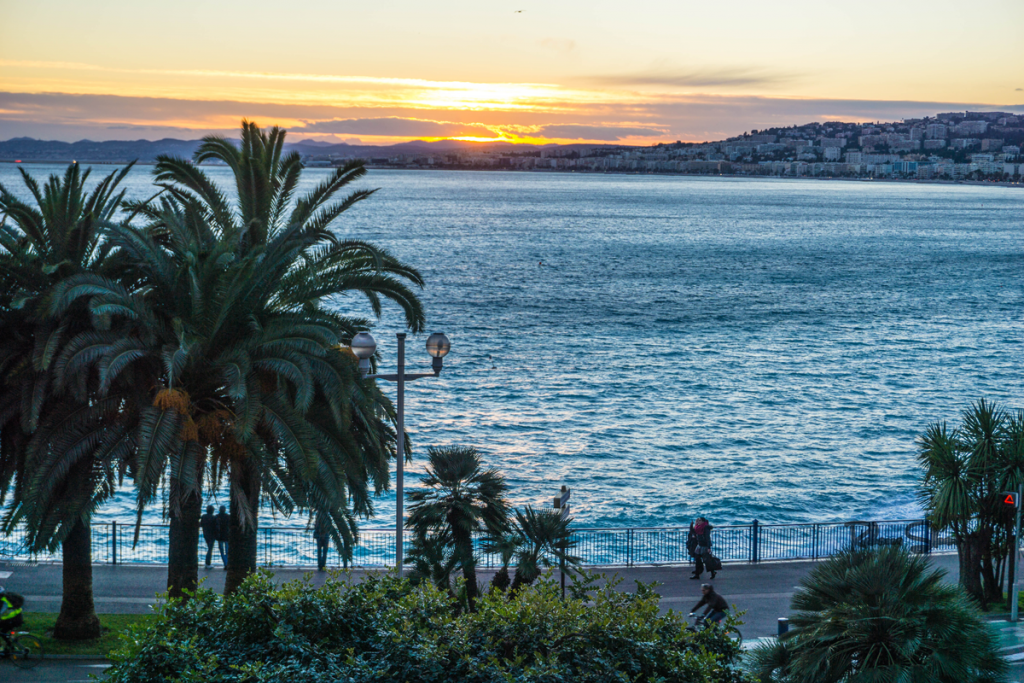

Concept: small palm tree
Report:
left=405, top=446, right=509, bottom=606
left=482, top=529, right=521, bottom=592
left=508, top=506, right=580, bottom=593
left=405, top=528, right=459, bottom=595
left=748, top=547, right=1007, bottom=683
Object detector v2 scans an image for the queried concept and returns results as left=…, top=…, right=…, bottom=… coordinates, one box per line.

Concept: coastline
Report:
left=1, top=160, right=1021, bottom=190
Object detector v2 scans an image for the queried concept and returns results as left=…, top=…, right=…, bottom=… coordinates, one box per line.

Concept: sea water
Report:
left=2, top=163, right=1022, bottom=530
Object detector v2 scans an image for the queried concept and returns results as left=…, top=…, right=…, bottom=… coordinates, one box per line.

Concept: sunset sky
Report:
left=1, top=0, right=1022, bottom=145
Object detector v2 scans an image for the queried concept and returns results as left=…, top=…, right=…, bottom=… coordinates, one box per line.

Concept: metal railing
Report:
left=0, top=518, right=956, bottom=569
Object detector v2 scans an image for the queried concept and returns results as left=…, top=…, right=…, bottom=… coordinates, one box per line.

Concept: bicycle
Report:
left=686, top=612, right=743, bottom=648
left=1, top=628, right=44, bottom=668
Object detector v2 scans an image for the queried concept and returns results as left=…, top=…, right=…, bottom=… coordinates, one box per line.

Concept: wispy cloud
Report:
left=1, top=91, right=1022, bottom=145
left=299, top=117, right=498, bottom=138
left=533, top=123, right=665, bottom=141
left=586, top=67, right=795, bottom=89
left=0, top=59, right=557, bottom=91
left=537, top=38, right=576, bottom=55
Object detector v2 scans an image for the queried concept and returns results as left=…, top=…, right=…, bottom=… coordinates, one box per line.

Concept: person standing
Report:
left=200, top=505, right=218, bottom=567
left=314, top=513, right=330, bottom=571
left=216, top=505, right=230, bottom=568
left=688, top=517, right=715, bottom=580
left=686, top=521, right=699, bottom=572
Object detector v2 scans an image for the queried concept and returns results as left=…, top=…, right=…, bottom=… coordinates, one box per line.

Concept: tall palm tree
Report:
left=917, top=399, right=1024, bottom=606
left=507, top=506, right=580, bottom=593
left=0, top=162, right=135, bottom=639
left=56, top=122, right=426, bottom=595
left=748, top=547, right=1007, bottom=683
left=405, top=446, right=509, bottom=606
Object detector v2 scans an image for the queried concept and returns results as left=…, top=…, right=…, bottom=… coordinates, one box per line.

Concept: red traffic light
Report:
left=1003, top=492, right=1019, bottom=508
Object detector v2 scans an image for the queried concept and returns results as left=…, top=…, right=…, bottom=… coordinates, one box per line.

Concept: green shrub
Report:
left=105, top=569, right=752, bottom=683
left=747, top=547, right=1008, bottom=683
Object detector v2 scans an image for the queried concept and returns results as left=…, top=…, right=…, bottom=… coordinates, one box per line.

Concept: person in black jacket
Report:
left=200, top=505, right=218, bottom=567
left=216, top=505, right=230, bottom=568
left=690, top=583, right=729, bottom=625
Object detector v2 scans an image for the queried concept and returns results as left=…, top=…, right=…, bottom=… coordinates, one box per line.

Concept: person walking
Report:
left=690, top=583, right=729, bottom=625
left=314, top=513, right=330, bottom=571
left=215, top=505, right=230, bottom=568
left=200, top=505, right=218, bottom=567
left=688, top=517, right=715, bottom=580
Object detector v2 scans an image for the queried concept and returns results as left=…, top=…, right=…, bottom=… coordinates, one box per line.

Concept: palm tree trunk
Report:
left=167, top=490, right=202, bottom=600
left=452, top=525, right=479, bottom=607
left=982, top=553, right=1002, bottom=604
left=959, top=533, right=986, bottom=606
left=53, top=517, right=101, bottom=640
left=224, top=457, right=261, bottom=595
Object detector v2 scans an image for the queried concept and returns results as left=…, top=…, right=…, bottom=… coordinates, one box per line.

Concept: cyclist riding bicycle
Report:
left=0, top=587, right=25, bottom=630
left=690, top=583, right=728, bottom=625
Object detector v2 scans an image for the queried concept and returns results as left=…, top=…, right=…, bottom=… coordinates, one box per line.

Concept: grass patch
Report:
left=17, top=612, right=160, bottom=657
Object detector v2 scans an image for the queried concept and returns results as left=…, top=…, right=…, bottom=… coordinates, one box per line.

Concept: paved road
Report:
left=2, top=554, right=961, bottom=637
left=2, top=659, right=109, bottom=683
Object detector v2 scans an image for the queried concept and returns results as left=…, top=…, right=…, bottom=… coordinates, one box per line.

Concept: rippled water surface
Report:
left=3, top=164, right=1022, bottom=529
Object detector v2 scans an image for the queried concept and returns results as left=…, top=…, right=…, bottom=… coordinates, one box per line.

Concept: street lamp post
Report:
left=349, top=330, right=451, bottom=575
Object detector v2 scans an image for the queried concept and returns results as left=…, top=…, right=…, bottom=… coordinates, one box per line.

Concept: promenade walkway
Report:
left=9, top=553, right=1024, bottom=682
left=2, top=554, right=961, bottom=638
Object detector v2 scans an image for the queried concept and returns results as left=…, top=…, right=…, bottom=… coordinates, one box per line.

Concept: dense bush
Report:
left=105, top=569, right=751, bottom=683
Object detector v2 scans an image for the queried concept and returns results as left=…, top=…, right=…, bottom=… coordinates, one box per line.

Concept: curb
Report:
left=41, top=655, right=111, bottom=661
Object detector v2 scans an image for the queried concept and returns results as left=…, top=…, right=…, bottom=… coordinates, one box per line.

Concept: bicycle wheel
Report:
left=11, top=633, right=44, bottom=669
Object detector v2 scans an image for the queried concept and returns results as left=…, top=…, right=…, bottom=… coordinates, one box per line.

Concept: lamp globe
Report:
left=350, top=332, right=377, bottom=374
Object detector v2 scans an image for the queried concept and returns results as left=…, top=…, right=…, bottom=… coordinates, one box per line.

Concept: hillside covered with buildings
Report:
left=334, top=110, right=1021, bottom=181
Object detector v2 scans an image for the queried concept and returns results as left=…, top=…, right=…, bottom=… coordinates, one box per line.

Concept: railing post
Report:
left=627, top=529, right=633, bottom=567
left=924, top=519, right=931, bottom=555
left=812, top=523, right=818, bottom=560
left=112, top=521, right=117, bottom=565
left=751, top=519, right=760, bottom=563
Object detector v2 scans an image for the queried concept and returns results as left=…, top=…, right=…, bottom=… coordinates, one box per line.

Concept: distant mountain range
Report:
left=0, top=136, right=585, bottom=164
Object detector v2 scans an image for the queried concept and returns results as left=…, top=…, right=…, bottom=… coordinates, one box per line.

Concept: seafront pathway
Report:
left=10, top=553, right=1024, bottom=682
left=2, top=554, right=960, bottom=638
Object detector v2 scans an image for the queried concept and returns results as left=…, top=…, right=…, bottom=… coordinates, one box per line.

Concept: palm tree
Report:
left=405, top=527, right=460, bottom=595
left=0, top=162, right=134, bottom=639
left=748, top=547, right=1007, bottom=683
left=405, top=446, right=509, bottom=606
left=56, top=121, right=426, bottom=596
left=917, top=399, right=1024, bottom=606
left=507, top=506, right=580, bottom=593
left=482, top=529, right=521, bottom=592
